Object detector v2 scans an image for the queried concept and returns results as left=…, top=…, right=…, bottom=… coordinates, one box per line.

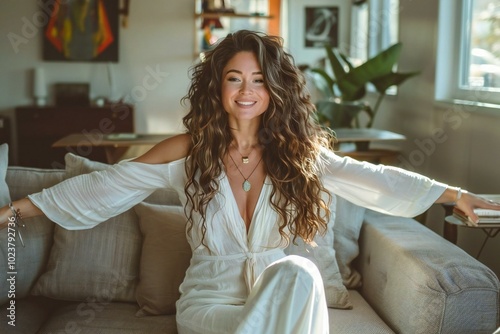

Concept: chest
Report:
left=223, top=154, right=267, bottom=231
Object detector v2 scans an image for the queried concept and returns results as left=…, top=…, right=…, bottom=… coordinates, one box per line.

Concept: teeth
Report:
left=237, top=101, right=255, bottom=106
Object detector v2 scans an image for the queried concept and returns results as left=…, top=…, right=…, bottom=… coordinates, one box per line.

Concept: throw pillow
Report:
left=133, top=203, right=192, bottom=317
left=31, top=154, right=142, bottom=302
left=285, top=195, right=352, bottom=309
left=333, top=196, right=366, bottom=289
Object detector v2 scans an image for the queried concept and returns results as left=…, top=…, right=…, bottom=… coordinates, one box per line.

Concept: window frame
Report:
left=435, top=0, right=500, bottom=107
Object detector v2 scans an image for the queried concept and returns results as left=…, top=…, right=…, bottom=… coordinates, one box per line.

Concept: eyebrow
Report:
left=224, top=69, right=263, bottom=76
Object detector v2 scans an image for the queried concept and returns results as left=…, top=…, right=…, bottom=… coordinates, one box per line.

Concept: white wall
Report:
left=0, top=0, right=195, bottom=135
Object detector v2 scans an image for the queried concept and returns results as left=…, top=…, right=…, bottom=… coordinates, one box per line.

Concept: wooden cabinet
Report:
left=14, top=104, right=134, bottom=168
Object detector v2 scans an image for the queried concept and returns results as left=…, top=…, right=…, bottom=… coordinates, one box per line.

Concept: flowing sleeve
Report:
left=28, top=159, right=186, bottom=230
left=319, top=148, right=448, bottom=217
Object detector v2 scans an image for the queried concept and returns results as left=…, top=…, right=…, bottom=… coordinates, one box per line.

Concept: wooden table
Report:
left=333, top=128, right=406, bottom=142
left=52, top=133, right=177, bottom=164
left=444, top=215, right=500, bottom=259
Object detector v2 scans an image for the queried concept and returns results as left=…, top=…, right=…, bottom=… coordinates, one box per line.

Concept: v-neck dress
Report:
left=28, top=148, right=448, bottom=334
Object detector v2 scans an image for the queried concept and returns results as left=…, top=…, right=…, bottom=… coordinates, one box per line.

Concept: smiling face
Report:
left=221, top=51, right=270, bottom=124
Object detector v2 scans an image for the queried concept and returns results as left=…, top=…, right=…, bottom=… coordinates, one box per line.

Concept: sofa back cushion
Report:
left=285, top=194, right=353, bottom=309
left=31, top=154, right=142, bottom=303
left=333, top=196, right=366, bottom=288
left=134, top=203, right=192, bottom=316
left=0, top=160, right=65, bottom=305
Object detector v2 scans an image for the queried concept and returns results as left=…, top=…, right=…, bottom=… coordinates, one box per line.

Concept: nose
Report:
left=239, top=81, right=253, bottom=94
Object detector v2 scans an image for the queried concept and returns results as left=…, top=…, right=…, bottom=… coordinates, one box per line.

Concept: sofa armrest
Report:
left=356, top=210, right=499, bottom=334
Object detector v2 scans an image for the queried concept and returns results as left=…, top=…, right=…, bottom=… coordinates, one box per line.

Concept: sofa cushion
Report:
left=333, top=196, right=366, bottom=288
left=134, top=203, right=191, bottom=317
left=31, top=156, right=142, bottom=303
left=285, top=195, right=352, bottom=309
left=0, top=144, right=9, bottom=205
left=328, top=290, right=394, bottom=334
left=0, top=296, right=66, bottom=334
left=37, top=302, right=178, bottom=334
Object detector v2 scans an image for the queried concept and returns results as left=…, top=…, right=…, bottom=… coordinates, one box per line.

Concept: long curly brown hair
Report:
left=182, top=30, right=332, bottom=245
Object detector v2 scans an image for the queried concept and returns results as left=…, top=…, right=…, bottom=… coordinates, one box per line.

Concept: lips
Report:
left=236, top=100, right=257, bottom=106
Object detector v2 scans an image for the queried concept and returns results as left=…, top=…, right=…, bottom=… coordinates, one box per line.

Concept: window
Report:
left=436, top=0, right=500, bottom=106
left=349, top=0, right=399, bottom=65
left=349, top=0, right=399, bottom=94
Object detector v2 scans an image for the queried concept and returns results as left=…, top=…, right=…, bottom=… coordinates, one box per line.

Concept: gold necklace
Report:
left=233, top=144, right=255, bottom=164
left=228, top=153, right=263, bottom=192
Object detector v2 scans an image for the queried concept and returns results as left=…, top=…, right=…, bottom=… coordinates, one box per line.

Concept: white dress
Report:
left=28, top=149, right=447, bottom=334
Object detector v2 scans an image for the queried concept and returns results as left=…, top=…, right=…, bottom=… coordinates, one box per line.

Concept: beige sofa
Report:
left=0, top=149, right=499, bottom=334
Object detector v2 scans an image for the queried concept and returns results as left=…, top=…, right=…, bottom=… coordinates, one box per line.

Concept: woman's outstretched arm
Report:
left=0, top=198, right=44, bottom=228
left=0, top=133, right=192, bottom=230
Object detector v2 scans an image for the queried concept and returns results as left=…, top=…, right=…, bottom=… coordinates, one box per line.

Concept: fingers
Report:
left=482, top=198, right=500, bottom=210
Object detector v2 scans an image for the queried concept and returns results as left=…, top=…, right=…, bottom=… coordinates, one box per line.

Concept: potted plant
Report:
left=304, top=42, right=420, bottom=129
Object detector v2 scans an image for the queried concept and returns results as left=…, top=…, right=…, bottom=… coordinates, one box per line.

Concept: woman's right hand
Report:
left=0, top=198, right=44, bottom=229
left=0, top=205, right=12, bottom=229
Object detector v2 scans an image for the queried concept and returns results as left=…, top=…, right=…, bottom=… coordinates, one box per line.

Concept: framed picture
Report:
left=42, top=0, right=119, bottom=62
left=304, top=7, right=339, bottom=48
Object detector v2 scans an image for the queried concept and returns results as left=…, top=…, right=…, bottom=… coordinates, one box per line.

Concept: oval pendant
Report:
left=242, top=180, right=251, bottom=192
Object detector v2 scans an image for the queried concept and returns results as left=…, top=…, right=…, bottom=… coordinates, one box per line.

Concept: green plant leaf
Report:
left=370, top=71, right=420, bottom=94
left=310, top=68, right=336, bottom=96
left=355, top=42, right=403, bottom=82
left=325, top=44, right=349, bottom=82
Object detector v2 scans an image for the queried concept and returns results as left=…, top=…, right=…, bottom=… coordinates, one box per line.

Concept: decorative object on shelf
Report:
left=119, top=0, right=130, bottom=28
left=194, top=0, right=275, bottom=57
left=54, top=83, right=90, bottom=107
left=33, top=67, right=47, bottom=107
left=304, top=7, right=339, bottom=48
left=302, top=42, right=420, bottom=129
left=202, top=0, right=235, bottom=14
left=43, top=0, right=119, bottom=62
left=201, top=18, right=223, bottom=51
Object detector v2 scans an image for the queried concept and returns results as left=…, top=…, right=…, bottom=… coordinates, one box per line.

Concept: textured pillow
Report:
left=31, top=154, right=142, bottom=302
left=285, top=195, right=352, bottom=309
left=63, top=152, right=110, bottom=178
left=134, top=203, right=191, bottom=316
left=333, top=196, right=366, bottom=288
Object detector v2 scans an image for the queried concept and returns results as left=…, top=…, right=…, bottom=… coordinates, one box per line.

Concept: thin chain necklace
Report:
left=228, top=152, right=263, bottom=192
left=232, top=144, right=255, bottom=164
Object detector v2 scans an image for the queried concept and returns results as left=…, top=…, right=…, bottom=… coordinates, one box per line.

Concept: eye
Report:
left=227, top=77, right=241, bottom=82
left=254, top=78, right=265, bottom=84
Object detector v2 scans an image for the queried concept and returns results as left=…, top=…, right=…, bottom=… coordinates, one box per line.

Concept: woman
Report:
left=1, top=30, right=499, bottom=334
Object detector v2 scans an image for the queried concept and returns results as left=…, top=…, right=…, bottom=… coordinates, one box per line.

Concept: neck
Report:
left=229, top=123, right=260, bottom=150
